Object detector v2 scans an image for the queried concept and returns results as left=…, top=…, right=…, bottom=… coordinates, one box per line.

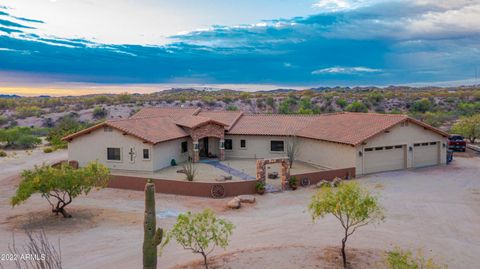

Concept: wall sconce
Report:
left=442, top=143, right=446, bottom=148
left=358, top=151, right=363, bottom=157
left=409, top=146, right=413, bottom=151
left=193, top=142, right=199, bottom=151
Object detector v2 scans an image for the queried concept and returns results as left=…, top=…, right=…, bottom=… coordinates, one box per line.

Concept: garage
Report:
left=364, top=145, right=405, bottom=174
left=413, top=142, right=440, bottom=168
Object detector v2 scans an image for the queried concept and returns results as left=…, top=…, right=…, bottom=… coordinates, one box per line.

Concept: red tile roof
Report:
left=64, top=108, right=448, bottom=146
left=196, top=111, right=243, bottom=130
left=175, top=115, right=228, bottom=129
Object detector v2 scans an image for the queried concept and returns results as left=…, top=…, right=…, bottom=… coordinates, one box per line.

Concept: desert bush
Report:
left=226, top=105, right=238, bottom=111
left=335, top=98, right=348, bottom=108
left=0, top=150, right=6, bottom=157
left=15, top=106, right=42, bottom=118
left=386, top=247, right=447, bottom=269
left=451, top=114, right=480, bottom=143
left=11, top=161, right=110, bottom=218
left=92, top=106, right=107, bottom=119
left=345, top=101, right=368, bottom=113
left=411, top=98, right=432, bottom=113
left=309, top=181, right=384, bottom=268
left=47, top=116, right=89, bottom=149
left=167, top=209, right=234, bottom=269
left=43, top=147, right=54, bottom=153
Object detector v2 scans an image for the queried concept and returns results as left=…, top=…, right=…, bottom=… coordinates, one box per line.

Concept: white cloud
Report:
left=312, top=0, right=376, bottom=12
left=312, top=66, right=382, bottom=74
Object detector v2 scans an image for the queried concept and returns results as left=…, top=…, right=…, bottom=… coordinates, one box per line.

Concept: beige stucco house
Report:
left=63, top=107, right=449, bottom=176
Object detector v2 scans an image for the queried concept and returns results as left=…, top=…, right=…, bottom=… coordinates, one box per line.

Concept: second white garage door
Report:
left=364, top=145, right=405, bottom=174
left=413, top=142, right=439, bottom=168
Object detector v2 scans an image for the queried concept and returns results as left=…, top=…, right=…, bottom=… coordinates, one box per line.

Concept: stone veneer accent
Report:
left=183, top=123, right=225, bottom=162
left=256, top=158, right=290, bottom=190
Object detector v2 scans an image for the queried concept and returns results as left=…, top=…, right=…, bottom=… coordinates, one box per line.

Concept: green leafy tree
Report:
left=11, top=161, right=110, bottom=218
left=167, top=209, right=234, bottom=269
left=309, top=182, right=384, bottom=268
left=0, top=127, right=41, bottom=148
left=451, top=114, right=480, bottom=143
left=345, top=101, right=368, bottom=113
left=386, top=247, right=447, bottom=269
left=335, top=98, right=348, bottom=108
left=47, top=116, right=89, bottom=149
left=266, top=96, right=275, bottom=108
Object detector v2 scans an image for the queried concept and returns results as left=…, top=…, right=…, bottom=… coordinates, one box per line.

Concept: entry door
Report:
left=364, top=145, right=405, bottom=174
left=413, top=142, right=439, bottom=168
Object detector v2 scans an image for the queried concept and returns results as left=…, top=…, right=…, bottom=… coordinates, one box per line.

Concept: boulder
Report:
left=227, top=197, right=241, bottom=209
left=237, top=195, right=256, bottom=204
left=316, top=180, right=330, bottom=188
left=332, top=177, right=343, bottom=187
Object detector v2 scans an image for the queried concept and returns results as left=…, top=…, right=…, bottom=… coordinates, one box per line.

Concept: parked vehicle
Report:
left=448, top=135, right=466, bottom=152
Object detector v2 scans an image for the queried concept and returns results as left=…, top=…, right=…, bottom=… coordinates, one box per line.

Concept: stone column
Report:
left=193, top=140, right=200, bottom=162
left=219, top=139, right=225, bottom=161
left=256, top=160, right=265, bottom=182
left=281, top=162, right=289, bottom=190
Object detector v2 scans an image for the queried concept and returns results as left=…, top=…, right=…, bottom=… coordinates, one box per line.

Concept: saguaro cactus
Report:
left=143, top=179, right=163, bottom=269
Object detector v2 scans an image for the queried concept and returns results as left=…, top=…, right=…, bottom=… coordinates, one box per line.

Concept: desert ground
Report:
left=0, top=150, right=479, bottom=268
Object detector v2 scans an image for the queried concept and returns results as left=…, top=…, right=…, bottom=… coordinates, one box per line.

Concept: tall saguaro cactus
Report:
left=143, top=179, right=163, bottom=269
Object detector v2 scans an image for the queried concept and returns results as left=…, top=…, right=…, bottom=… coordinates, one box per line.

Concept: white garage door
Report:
left=413, top=142, right=439, bottom=168
left=364, top=145, right=405, bottom=174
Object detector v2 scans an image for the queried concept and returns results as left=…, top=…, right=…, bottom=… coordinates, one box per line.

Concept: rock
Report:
left=237, top=195, right=256, bottom=203
left=224, top=175, right=233, bottom=181
left=215, top=177, right=226, bottom=182
left=227, top=197, right=241, bottom=209
left=332, top=177, right=343, bottom=187
left=316, top=180, right=330, bottom=188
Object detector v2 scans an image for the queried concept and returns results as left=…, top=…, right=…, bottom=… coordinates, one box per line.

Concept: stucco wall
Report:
left=152, top=138, right=190, bottom=171
left=224, top=135, right=288, bottom=159
left=297, top=138, right=356, bottom=169
left=355, top=121, right=447, bottom=175
left=68, top=127, right=154, bottom=171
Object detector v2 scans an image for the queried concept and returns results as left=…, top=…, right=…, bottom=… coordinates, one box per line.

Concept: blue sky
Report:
left=0, top=0, right=479, bottom=93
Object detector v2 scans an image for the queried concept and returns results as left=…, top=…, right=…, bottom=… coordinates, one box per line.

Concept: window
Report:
left=375, top=147, right=383, bottom=151
left=365, top=148, right=373, bottom=152
left=395, top=145, right=403, bottom=149
left=107, top=147, right=121, bottom=161
left=181, top=141, right=188, bottom=153
left=240, top=139, right=246, bottom=149
left=270, top=140, right=284, bottom=152
left=414, top=143, right=420, bottom=147
left=224, top=139, right=233, bottom=150
left=421, top=142, right=429, bottom=146
left=429, top=142, right=437, bottom=145
left=385, top=146, right=393, bottom=150
left=143, top=149, right=150, bottom=160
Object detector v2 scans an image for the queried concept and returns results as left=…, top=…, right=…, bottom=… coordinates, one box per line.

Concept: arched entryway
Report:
left=256, top=158, right=290, bottom=191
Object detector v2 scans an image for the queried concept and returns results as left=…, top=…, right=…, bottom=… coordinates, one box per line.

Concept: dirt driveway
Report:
left=0, top=154, right=479, bottom=268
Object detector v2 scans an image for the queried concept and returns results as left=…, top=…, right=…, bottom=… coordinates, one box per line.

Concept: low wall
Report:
left=291, top=167, right=356, bottom=186
left=108, top=175, right=256, bottom=198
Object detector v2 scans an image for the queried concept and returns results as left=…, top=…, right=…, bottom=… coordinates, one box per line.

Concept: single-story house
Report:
left=63, top=107, right=449, bottom=176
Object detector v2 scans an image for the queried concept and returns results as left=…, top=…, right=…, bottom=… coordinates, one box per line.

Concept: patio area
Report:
left=111, top=158, right=328, bottom=184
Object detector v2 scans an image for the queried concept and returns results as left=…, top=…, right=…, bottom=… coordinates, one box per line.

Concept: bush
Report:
left=386, top=248, right=447, bottom=269
left=226, top=105, right=238, bottom=111
left=0, top=150, right=6, bottom=157
left=0, top=127, right=42, bottom=149
left=335, top=98, right=348, bottom=108
left=411, top=98, right=432, bottom=113
left=92, top=106, right=107, bottom=119
left=43, top=147, right=54, bottom=153
left=345, top=101, right=368, bottom=113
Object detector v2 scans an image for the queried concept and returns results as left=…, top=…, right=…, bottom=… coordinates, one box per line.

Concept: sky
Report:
left=0, top=0, right=480, bottom=95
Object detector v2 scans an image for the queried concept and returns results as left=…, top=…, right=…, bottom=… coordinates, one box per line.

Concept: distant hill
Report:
left=0, top=94, right=21, bottom=98
left=255, top=88, right=297, bottom=93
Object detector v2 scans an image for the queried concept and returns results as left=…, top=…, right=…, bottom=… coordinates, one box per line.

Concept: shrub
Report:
left=226, top=105, right=238, bottom=111
left=386, top=247, right=447, bottom=269
left=0, top=150, right=6, bottom=157
left=92, top=106, right=107, bottom=119
left=345, top=101, right=368, bottom=113
left=411, top=98, right=432, bottom=113
left=43, top=147, right=54, bottom=153
left=183, top=160, right=197, bottom=181
left=336, top=98, right=348, bottom=108
left=0, top=127, right=42, bottom=149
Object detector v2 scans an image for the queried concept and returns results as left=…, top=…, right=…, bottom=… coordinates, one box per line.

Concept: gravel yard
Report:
left=0, top=150, right=479, bottom=268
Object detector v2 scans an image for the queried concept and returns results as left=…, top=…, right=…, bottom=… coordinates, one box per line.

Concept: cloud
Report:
left=312, top=66, right=382, bottom=75
left=0, top=1, right=479, bottom=86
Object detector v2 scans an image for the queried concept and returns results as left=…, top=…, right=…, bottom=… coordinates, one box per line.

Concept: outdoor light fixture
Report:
left=359, top=151, right=363, bottom=157
left=442, top=143, right=446, bottom=148
left=409, top=146, right=413, bottom=151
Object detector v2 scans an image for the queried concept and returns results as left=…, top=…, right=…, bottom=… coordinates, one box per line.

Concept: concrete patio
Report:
left=111, top=158, right=327, bottom=184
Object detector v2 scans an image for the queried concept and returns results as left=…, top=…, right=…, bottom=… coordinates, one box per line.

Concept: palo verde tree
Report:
left=451, top=114, right=480, bottom=143
left=11, top=161, right=110, bottom=218
left=308, top=181, right=384, bottom=268
left=167, top=209, right=234, bottom=269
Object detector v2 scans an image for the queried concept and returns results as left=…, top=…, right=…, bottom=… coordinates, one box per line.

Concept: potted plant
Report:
left=255, top=181, right=266, bottom=195
left=288, top=176, right=298, bottom=190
